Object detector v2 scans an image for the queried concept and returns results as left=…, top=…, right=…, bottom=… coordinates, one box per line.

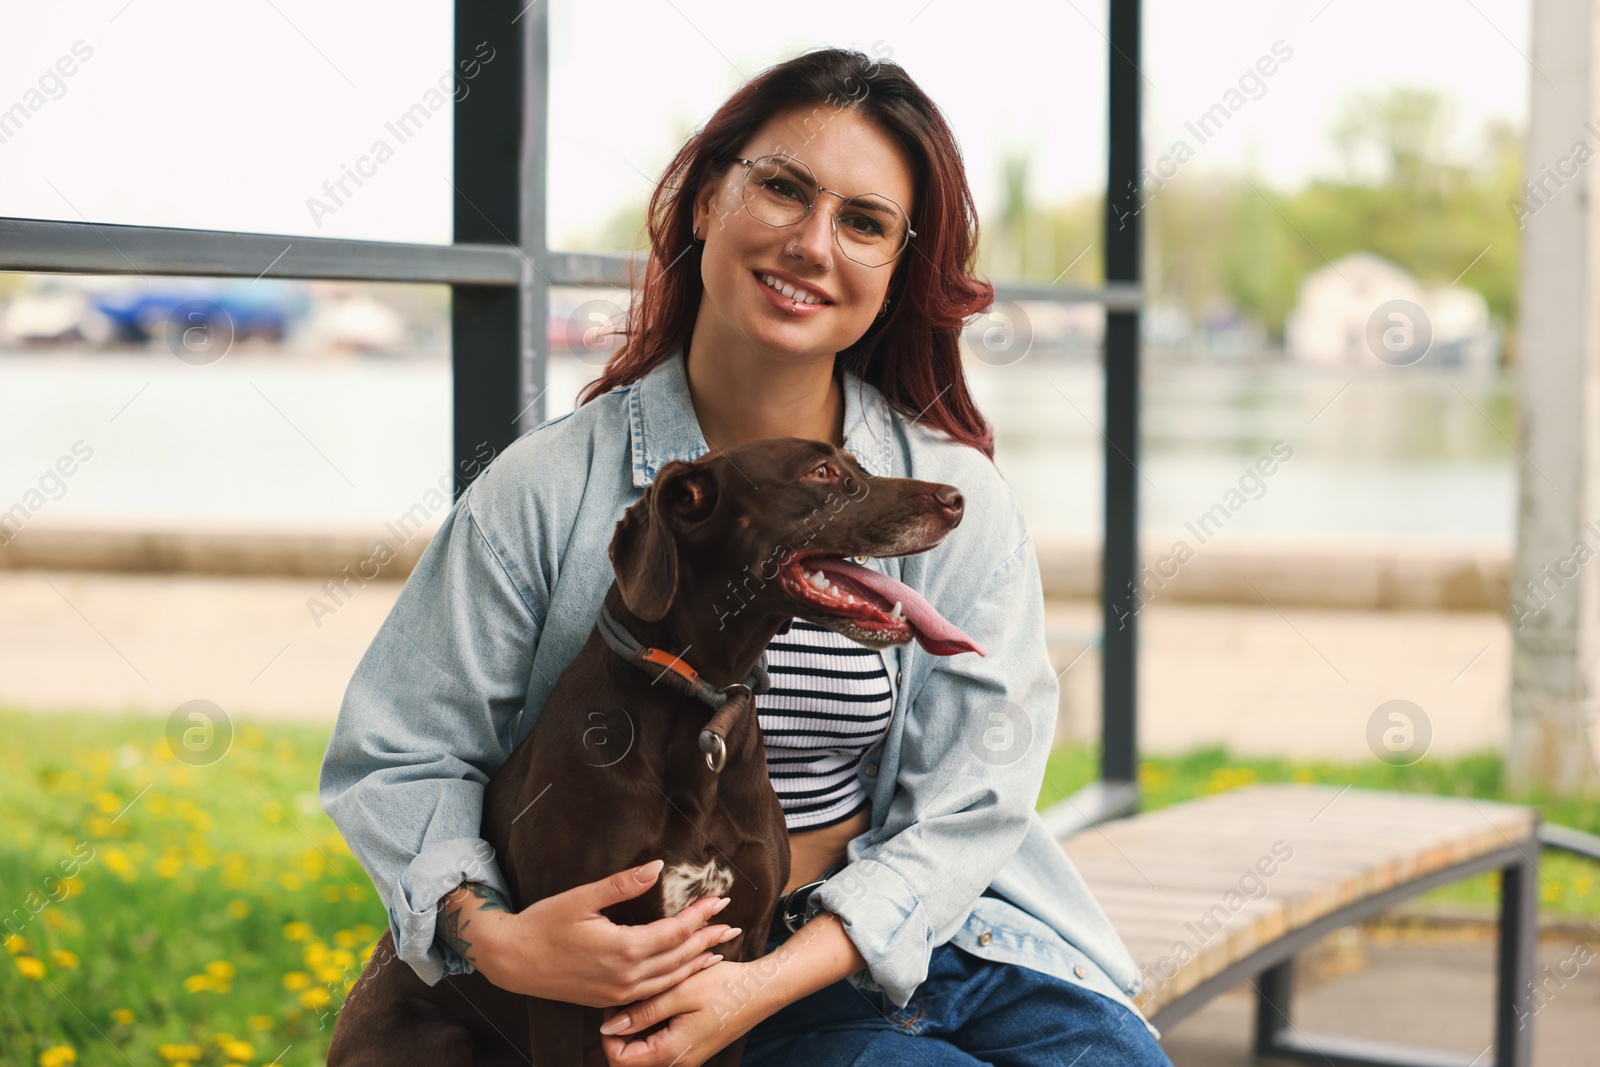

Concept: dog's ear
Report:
left=609, top=461, right=719, bottom=622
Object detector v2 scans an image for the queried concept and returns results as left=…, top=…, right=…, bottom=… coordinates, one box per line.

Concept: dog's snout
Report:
left=931, top=485, right=963, bottom=520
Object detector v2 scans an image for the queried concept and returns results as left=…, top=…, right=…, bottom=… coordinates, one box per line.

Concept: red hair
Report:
left=576, top=46, right=998, bottom=461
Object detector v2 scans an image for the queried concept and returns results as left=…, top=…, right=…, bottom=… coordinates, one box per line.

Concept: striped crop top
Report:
left=755, top=618, right=894, bottom=831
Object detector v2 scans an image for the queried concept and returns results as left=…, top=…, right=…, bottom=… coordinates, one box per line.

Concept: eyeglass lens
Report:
left=743, top=155, right=909, bottom=265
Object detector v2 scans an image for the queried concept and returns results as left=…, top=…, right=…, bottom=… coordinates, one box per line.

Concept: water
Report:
left=0, top=348, right=1515, bottom=546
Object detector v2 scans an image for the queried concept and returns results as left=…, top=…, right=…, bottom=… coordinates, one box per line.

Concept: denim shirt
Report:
left=318, top=345, right=1154, bottom=1033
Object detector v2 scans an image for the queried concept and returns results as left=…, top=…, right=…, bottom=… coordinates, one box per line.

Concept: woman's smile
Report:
left=752, top=269, right=833, bottom=316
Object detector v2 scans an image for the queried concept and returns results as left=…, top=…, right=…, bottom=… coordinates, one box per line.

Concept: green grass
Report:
left=1, top=707, right=1595, bottom=1066
left=0, top=709, right=382, bottom=1067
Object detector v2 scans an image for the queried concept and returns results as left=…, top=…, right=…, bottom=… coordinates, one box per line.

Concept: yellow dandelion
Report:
left=49, top=949, right=79, bottom=969
left=221, top=1039, right=254, bottom=1061
left=315, top=965, right=344, bottom=984
left=205, top=960, right=237, bottom=980
left=247, top=1015, right=274, bottom=1031
left=41, top=909, right=66, bottom=930
left=93, top=791, right=122, bottom=814
left=4, top=934, right=29, bottom=955
left=333, top=930, right=357, bottom=948
left=155, top=856, right=183, bottom=879
left=157, top=1043, right=203, bottom=1061
left=1542, top=881, right=1563, bottom=903
left=281, top=971, right=313, bottom=991
left=15, top=956, right=45, bottom=979
left=227, top=899, right=250, bottom=919
left=111, top=1008, right=134, bottom=1025
left=59, top=876, right=85, bottom=898
left=282, top=921, right=313, bottom=942
left=298, top=987, right=332, bottom=1009
left=182, top=974, right=213, bottom=993
left=321, top=885, right=342, bottom=903
left=277, top=872, right=303, bottom=891
left=38, top=1045, right=77, bottom=1067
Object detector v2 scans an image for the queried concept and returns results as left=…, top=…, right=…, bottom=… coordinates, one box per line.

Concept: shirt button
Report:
left=1074, top=965, right=1088, bottom=979
left=865, top=762, right=878, bottom=776
left=895, top=670, right=903, bottom=686
left=977, top=930, right=992, bottom=946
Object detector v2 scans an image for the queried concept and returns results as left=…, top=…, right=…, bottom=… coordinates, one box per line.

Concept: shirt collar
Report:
left=628, top=344, right=895, bottom=488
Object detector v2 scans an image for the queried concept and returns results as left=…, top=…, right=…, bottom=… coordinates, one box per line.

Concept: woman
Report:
left=320, top=46, right=1171, bottom=1066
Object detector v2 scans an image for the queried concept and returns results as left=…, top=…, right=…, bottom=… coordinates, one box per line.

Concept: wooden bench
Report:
left=1060, top=783, right=1540, bottom=1067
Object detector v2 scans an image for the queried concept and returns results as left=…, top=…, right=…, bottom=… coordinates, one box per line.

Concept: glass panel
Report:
left=0, top=1, right=455, bottom=243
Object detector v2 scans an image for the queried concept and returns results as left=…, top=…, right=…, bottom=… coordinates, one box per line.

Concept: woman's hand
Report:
left=599, top=959, right=773, bottom=1067
left=448, top=859, right=743, bottom=1005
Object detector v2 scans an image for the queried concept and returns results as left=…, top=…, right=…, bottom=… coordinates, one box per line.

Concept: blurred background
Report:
left=0, top=1, right=1593, bottom=1065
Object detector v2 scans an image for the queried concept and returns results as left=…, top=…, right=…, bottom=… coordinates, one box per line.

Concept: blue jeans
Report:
left=741, top=921, right=1173, bottom=1066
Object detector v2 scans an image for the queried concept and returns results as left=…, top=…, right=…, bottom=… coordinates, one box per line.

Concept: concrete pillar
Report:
left=1508, top=0, right=1600, bottom=794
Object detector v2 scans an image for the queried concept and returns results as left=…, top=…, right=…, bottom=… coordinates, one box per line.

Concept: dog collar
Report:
left=595, top=604, right=773, bottom=773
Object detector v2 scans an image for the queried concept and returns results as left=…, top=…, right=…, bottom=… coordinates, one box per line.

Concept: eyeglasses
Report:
left=731, top=154, right=916, bottom=268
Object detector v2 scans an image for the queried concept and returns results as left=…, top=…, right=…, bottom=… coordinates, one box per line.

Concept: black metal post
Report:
left=451, top=0, right=537, bottom=498
left=1101, top=0, right=1142, bottom=789
left=1253, top=960, right=1294, bottom=1057
left=1496, top=854, right=1538, bottom=1067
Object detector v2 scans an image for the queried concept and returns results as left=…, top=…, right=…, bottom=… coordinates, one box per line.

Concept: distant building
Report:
left=1284, top=252, right=1501, bottom=369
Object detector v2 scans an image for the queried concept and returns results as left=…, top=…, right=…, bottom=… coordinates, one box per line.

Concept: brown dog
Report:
left=327, top=436, right=982, bottom=1066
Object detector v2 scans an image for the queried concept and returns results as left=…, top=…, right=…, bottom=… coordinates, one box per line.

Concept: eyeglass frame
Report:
left=729, top=154, right=917, bottom=268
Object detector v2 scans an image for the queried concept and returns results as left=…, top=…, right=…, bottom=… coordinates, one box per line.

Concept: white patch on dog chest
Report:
left=658, top=858, right=735, bottom=917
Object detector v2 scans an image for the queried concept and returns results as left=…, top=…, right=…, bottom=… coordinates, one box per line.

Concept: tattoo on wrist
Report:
left=438, top=882, right=512, bottom=965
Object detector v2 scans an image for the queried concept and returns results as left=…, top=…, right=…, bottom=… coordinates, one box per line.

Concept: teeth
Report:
left=761, top=274, right=822, bottom=305
left=888, top=601, right=903, bottom=621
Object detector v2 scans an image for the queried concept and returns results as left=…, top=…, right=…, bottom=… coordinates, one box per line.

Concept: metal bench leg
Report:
left=1253, top=959, right=1295, bottom=1058
left=1246, top=860, right=1541, bottom=1067
left=1496, top=853, right=1538, bottom=1067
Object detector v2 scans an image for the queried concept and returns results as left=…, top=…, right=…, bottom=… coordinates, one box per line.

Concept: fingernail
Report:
left=634, top=860, right=664, bottom=883
left=706, top=954, right=724, bottom=966
left=600, top=1013, right=632, bottom=1035
left=711, top=895, right=731, bottom=914
left=717, top=927, right=742, bottom=943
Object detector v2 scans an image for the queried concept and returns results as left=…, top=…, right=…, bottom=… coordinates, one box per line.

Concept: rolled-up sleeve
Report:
left=811, top=527, right=1058, bottom=1008
left=319, top=481, right=544, bottom=986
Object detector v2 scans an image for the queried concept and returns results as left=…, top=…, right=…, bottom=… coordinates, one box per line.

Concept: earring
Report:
left=692, top=223, right=703, bottom=242
left=877, top=295, right=891, bottom=318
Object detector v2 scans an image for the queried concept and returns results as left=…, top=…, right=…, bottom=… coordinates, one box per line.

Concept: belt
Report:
left=771, top=863, right=847, bottom=938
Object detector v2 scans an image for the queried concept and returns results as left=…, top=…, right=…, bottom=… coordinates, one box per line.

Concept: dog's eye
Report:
left=804, top=461, right=836, bottom=480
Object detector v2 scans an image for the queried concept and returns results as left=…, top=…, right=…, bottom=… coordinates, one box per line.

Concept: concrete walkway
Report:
left=0, top=570, right=1510, bottom=761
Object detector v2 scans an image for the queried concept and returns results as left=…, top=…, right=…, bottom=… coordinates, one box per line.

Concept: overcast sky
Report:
left=0, top=0, right=1532, bottom=253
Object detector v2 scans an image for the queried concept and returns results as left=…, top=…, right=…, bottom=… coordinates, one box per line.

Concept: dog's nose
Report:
left=930, top=485, right=963, bottom=521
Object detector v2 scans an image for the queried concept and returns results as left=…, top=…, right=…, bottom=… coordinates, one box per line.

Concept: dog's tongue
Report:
left=807, top=557, right=986, bottom=657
